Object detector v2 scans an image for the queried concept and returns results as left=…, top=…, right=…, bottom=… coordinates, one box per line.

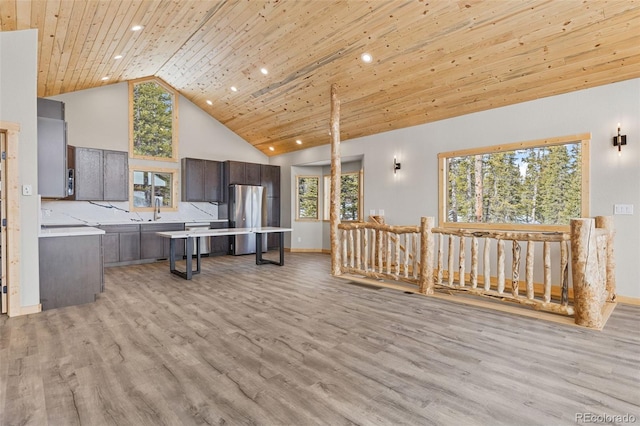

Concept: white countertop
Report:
left=39, top=226, right=106, bottom=238
left=157, top=227, right=293, bottom=239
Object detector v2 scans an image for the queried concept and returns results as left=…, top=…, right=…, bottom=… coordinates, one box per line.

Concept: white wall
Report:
left=271, top=79, right=640, bottom=299
left=0, top=30, right=40, bottom=308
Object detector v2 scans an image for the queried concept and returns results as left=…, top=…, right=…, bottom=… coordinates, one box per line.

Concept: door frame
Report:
left=0, top=121, right=22, bottom=316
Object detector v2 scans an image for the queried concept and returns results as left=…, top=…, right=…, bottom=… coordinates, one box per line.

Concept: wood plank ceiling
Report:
left=1, top=1, right=640, bottom=156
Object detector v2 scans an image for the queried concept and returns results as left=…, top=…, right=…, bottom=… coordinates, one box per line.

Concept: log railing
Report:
left=336, top=216, right=615, bottom=328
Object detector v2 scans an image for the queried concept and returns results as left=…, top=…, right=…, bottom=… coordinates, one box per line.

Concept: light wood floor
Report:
left=1, top=252, right=639, bottom=425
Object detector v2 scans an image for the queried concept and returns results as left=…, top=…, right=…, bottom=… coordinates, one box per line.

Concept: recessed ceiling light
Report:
left=114, top=55, right=123, bottom=60
left=260, top=68, right=269, bottom=75
left=361, top=53, right=373, bottom=63
left=230, top=86, right=238, bottom=92
left=131, top=25, right=143, bottom=31
left=101, top=76, right=109, bottom=81
left=269, top=146, right=275, bottom=151
left=296, top=140, right=302, bottom=145
left=206, top=100, right=213, bottom=106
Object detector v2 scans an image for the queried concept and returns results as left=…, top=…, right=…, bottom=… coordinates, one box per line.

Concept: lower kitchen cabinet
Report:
left=99, top=224, right=140, bottom=266
left=210, top=221, right=230, bottom=256
left=140, top=223, right=185, bottom=260
left=39, top=234, right=104, bottom=310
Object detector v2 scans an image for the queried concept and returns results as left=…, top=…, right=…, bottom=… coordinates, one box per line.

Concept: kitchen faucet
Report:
left=153, top=197, right=161, bottom=221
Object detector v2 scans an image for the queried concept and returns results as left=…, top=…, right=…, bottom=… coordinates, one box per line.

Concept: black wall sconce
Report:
left=394, top=157, right=401, bottom=173
left=613, top=123, right=627, bottom=155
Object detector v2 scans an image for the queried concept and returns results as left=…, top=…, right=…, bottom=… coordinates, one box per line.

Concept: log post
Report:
left=595, top=216, right=616, bottom=302
left=437, top=234, right=444, bottom=284
left=543, top=241, right=551, bottom=303
left=329, top=84, right=342, bottom=276
left=571, top=218, right=604, bottom=328
left=525, top=241, right=534, bottom=300
left=471, top=236, right=478, bottom=288
left=497, top=239, right=505, bottom=293
left=459, top=237, right=466, bottom=287
left=511, top=241, right=520, bottom=297
left=560, top=240, right=569, bottom=306
left=419, top=217, right=435, bottom=295
left=448, top=236, right=455, bottom=285
left=483, top=237, right=491, bottom=290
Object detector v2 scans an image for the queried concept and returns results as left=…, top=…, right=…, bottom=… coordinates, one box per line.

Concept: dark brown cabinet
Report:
left=209, top=221, right=230, bottom=256
left=181, top=158, right=223, bottom=202
left=69, top=146, right=128, bottom=201
left=39, top=234, right=103, bottom=310
left=260, top=164, right=280, bottom=198
left=99, top=224, right=140, bottom=266
left=140, top=223, right=185, bottom=260
left=225, top=160, right=262, bottom=186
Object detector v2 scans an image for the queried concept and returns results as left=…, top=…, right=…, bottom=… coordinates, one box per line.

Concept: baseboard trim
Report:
left=289, top=248, right=330, bottom=254
left=615, top=295, right=640, bottom=306
left=15, top=303, right=42, bottom=316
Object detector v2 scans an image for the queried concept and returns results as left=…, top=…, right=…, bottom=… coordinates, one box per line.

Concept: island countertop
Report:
left=39, top=226, right=106, bottom=238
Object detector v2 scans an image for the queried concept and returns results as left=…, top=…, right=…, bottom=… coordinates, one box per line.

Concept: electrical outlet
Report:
left=379, top=209, right=385, bottom=216
left=369, top=209, right=376, bottom=216
left=297, top=237, right=302, bottom=242
left=614, top=204, right=634, bottom=215
left=22, top=184, right=32, bottom=196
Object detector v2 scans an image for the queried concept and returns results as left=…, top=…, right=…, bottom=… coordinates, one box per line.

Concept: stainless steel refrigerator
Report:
left=228, top=184, right=267, bottom=255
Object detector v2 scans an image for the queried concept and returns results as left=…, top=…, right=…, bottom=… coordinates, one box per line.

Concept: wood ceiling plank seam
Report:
left=122, top=1, right=203, bottom=81
left=0, top=0, right=17, bottom=30
left=15, top=0, right=31, bottom=30
left=116, top=0, right=169, bottom=80
left=38, top=0, right=62, bottom=96
left=50, top=0, right=81, bottom=96
left=151, top=1, right=230, bottom=85
left=155, top=2, right=249, bottom=85
left=29, top=0, right=51, bottom=90
left=59, top=0, right=100, bottom=94
left=86, top=0, right=144, bottom=89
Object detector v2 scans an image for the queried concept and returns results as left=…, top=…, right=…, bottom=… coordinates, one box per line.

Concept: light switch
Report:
left=22, top=184, right=32, bottom=196
left=614, top=204, right=634, bottom=215
left=379, top=209, right=385, bottom=216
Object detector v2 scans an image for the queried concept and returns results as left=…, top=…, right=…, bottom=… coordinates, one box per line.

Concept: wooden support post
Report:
left=329, top=84, right=342, bottom=276
left=571, top=218, right=605, bottom=328
left=419, top=217, right=435, bottom=295
left=595, top=216, right=616, bottom=302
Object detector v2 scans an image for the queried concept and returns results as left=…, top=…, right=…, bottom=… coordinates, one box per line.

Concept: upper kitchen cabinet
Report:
left=182, top=158, right=223, bottom=202
left=260, top=164, right=280, bottom=198
left=225, top=161, right=262, bottom=186
left=68, top=146, right=129, bottom=201
left=37, top=98, right=69, bottom=198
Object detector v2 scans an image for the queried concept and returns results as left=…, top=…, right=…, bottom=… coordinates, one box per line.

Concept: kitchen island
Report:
left=39, top=226, right=105, bottom=310
left=157, top=227, right=293, bottom=280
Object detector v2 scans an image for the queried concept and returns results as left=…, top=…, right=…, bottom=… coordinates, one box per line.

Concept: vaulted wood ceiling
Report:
left=1, top=1, right=639, bottom=156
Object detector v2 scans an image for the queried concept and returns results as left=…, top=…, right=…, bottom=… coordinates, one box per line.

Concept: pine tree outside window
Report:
left=129, top=78, right=178, bottom=161
left=438, top=134, right=590, bottom=231
left=296, top=176, right=319, bottom=220
left=323, top=172, right=362, bottom=222
left=132, top=169, right=177, bottom=210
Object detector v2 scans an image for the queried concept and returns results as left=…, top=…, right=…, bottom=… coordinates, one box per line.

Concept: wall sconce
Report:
left=394, top=157, right=401, bottom=173
left=613, top=123, right=627, bottom=156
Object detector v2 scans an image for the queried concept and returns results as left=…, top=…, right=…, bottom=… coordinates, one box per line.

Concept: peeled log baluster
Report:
left=459, top=237, right=466, bottom=287
left=403, top=234, right=409, bottom=278
left=512, top=241, right=520, bottom=297
left=394, top=235, right=400, bottom=275
left=483, top=237, right=491, bottom=290
left=419, top=217, right=434, bottom=295
left=355, top=229, right=361, bottom=270
left=448, top=236, right=455, bottom=286
left=543, top=242, right=551, bottom=303
left=386, top=232, right=392, bottom=274
left=349, top=230, right=355, bottom=268
left=363, top=228, right=369, bottom=271
left=526, top=241, right=535, bottom=300
left=497, top=239, right=505, bottom=294
left=342, top=230, right=348, bottom=268
left=437, top=234, right=444, bottom=284
left=560, top=240, right=569, bottom=306
left=471, top=236, right=478, bottom=288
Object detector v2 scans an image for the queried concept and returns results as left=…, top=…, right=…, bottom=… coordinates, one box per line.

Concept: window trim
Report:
left=323, top=170, right=364, bottom=222
left=130, top=166, right=179, bottom=212
left=296, top=175, right=320, bottom=221
left=129, top=76, right=179, bottom=162
left=438, top=133, right=590, bottom=232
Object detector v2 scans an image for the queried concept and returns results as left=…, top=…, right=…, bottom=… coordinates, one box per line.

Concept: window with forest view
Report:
left=439, top=134, right=589, bottom=230
left=323, top=172, right=362, bottom=221
left=297, top=176, right=319, bottom=220
left=132, top=169, right=175, bottom=210
left=130, top=78, right=177, bottom=160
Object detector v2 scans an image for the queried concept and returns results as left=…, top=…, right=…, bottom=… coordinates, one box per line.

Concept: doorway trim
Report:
left=0, top=121, right=23, bottom=317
